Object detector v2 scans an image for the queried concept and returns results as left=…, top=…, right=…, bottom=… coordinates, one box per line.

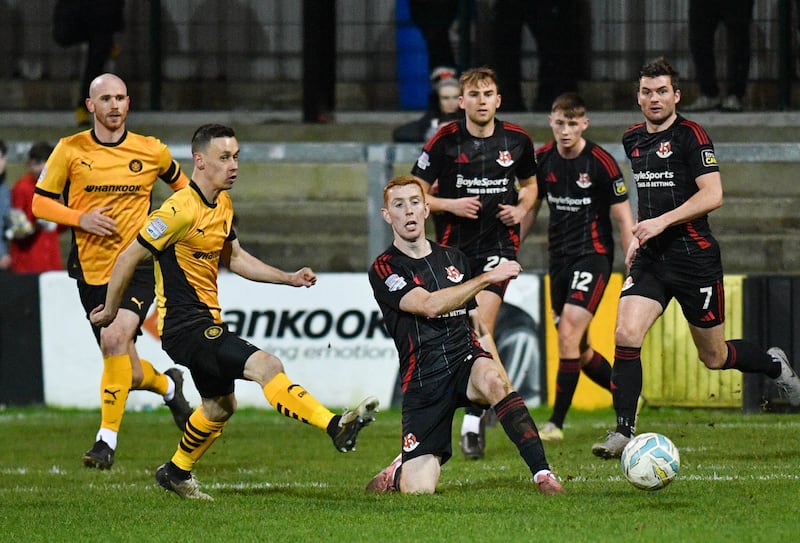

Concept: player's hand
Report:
left=496, top=203, right=526, bottom=226
left=89, top=304, right=116, bottom=328
left=632, top=217, right=665, bottom=245
left=289, top=267, right=317, bottom=288
left=448, top=196, right=481, bottom=219
left=488, top=260, right=522, bottom=282
left=624, top=238, right=639, bottom=269
left=79, top=206, right=117, bottom=236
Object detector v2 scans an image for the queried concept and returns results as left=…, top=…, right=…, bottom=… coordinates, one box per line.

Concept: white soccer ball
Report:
left=620, top=432, right=680, bottom=491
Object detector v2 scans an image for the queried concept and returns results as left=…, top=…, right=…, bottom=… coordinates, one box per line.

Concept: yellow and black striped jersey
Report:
left=137, top=181, right=236, bottom=336
left=35, top=129, right=187, bottom=284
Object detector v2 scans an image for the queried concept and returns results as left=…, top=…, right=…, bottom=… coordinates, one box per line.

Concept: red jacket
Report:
left=10, top=173, right=64, bottom=273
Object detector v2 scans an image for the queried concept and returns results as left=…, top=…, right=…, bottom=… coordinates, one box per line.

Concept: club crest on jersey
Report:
left=576, top=172, right=591, bottom=188
left=129, top=159, right=143, bottom=173
left=702, top=149, right=717, bottom=166
left=416, top=151, right=430, bottom=170
left=656, top=141, right=673, bottom=158
left=403, top=432, right=420, bottom=452
left=204, top=325, right=224, bottom=340
left=614, top=179, right=627, bottom=195
left=496, top=150, right=514, bottom=167
left=145, top=217, right=168, bottom=239
left=445, top=265, right=464, bottom=283
left=385, top=273, right=407, bottom=292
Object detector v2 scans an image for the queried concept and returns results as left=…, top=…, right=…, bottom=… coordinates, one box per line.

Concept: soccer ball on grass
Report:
left=620, top=432, right=680, bottom=491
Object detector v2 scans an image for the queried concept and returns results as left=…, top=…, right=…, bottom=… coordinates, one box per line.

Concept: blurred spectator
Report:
left=408, top=0, right=459, bottom=112
left=492, top=0, right=584, bottom=111
left=9, top=142, right=63, bottom=273
left=685, top=0, right=754, bottom=112
left=0, top=140, right=11, bottom=270
left=393, top=74, right=463, bottom=143
left=52, top=0, right=125, bottom=125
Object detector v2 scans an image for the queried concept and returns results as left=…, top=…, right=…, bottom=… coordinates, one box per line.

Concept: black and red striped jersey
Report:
left=369, top=242, right=481, bottom=391
left=622, top=114, right=720, bottom=258
left=535, top=139, right=628, bottom=259
left=410, top=118, right=537, bottom=260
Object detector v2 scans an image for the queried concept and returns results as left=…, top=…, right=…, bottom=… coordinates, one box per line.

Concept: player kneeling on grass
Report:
left=90, top=123, right=378, bottom=500
left=365, top=176, right=563, bottom=495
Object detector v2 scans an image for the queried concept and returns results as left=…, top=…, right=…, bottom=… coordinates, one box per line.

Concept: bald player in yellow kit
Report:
left=33, top=73, right=193, bottom=470
left=90, top=124, right=378, bottom=500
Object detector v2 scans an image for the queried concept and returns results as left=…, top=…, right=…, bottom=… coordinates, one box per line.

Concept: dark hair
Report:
left=28, top=141, right=54, bottom=163
left=0, top=139, right=6, bottom=157
left=191, top=123, right=236, bottom=153
left=551, top=92, right=586, bottom=117
left=638, top=57, right=680, bottom=90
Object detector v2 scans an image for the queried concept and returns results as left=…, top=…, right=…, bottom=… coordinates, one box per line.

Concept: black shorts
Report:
left=621, top=248, right=725, bottom=328
left=161, top=322, right=260, bottom=399
left=468, top=254, right=514, bottom=298
left=400, top=349, right=489, bottom=466
left=549, top=253, right=612, bottom=317
left=78, top=266, right=155, bottom=345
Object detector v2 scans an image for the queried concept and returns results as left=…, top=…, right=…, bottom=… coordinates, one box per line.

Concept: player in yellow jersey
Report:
left=32, top=73, right=193, bottom=470
left=89, top=124, right=379, bottom=500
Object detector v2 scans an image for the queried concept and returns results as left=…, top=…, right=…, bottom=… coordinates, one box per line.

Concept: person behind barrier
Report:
left=0, top=139, right=12, bottom=270
left=393, top=75, right=463, bottom=143
left=8, top=142, right=64, bottom=273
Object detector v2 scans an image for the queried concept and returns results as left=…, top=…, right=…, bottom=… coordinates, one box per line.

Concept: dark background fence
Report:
left=1, top=0, right=799, bottom=112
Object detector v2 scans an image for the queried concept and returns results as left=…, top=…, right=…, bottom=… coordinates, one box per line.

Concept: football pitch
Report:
left=1, top=404, right=798, bottom=542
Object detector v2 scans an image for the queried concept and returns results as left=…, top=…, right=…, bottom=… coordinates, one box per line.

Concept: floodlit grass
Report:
left=1, top=404, right=798, bottom=542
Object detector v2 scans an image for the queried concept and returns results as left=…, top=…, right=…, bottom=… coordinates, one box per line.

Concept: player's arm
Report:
left=399, top=260, right=521, bottom=318
left=519, top=198, right=542, bottom=244
left=632, top=172, right=722, bottom=245
left=167, top=166, right=190, bottom=191
left=611, top=200, right=635, bottom=257
left=89, top=240, right=152, bottom=327
left=224, top=237, right=316, bottom=287
left=497, top=175, right=538, bottom=226
left=414, top=175, right=481, bottom=219
left=32, top=193, right=116, bottom=236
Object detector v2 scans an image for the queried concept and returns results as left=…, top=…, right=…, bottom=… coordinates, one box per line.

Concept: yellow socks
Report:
left=171, top=408, right=226, bottom=472
left=133, top=358, right=169, bottom=395
left=99, top=354, right=132, bottom=432
left=262, top=372, right=334, bottom=431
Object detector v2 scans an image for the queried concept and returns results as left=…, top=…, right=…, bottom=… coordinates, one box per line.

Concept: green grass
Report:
left=1, top=404, right=798, bottom=543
